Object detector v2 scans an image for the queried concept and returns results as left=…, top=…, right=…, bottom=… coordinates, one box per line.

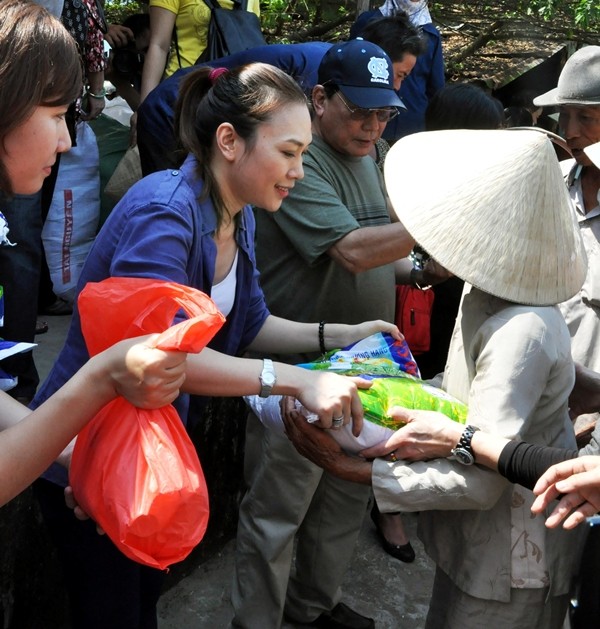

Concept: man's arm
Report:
left=327, top=221, right=414, bottom=274
left=273, top=147, right=414, bottom=273
left=569, top=362, right=600, bottom=418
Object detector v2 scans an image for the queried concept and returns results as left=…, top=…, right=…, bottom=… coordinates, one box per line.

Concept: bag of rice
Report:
left=246, top=333, right=467, bottom=453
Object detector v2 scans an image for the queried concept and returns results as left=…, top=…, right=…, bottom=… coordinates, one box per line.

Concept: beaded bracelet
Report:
left=318, top=321, right=326, bottom=355
left=87, top=87, right=106, bottom=99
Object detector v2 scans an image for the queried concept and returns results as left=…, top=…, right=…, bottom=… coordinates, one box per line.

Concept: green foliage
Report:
left=105, top=0, right=600, bottom=33
left=104, top=0, right=145, bottom=25
left=259, top=0, right=352, bottom=38
left=521, top=0, right=600, bottom=28
left=430, top=0, right=600, bottom=29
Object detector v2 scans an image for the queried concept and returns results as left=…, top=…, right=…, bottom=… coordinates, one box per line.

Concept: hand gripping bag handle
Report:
left=77, top=276, right=226, bottom=355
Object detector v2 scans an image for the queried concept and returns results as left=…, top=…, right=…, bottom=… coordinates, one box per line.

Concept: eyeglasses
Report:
left=336, top=91, right=400, bottom=123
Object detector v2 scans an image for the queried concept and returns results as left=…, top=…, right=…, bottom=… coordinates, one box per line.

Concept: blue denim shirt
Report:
left=34, top=154, right=270, bottom=485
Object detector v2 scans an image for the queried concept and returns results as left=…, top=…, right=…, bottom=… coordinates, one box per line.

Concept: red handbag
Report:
left=395, top=284, right=435, bottom=355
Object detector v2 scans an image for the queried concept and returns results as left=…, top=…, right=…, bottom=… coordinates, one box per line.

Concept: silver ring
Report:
left=331, top=415, right=344, bottom=429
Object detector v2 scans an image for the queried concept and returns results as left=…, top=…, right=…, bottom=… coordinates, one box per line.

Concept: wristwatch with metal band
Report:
left=259, top=358, right=276, bottom=398
left=450, top=424, right=480, bottom=465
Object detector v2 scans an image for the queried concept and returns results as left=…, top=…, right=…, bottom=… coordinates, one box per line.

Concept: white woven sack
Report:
left=42, top=122, right=100, bottom=302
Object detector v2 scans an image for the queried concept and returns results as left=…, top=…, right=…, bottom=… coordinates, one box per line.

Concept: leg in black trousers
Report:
left=34, top=479, right=166, bottom=629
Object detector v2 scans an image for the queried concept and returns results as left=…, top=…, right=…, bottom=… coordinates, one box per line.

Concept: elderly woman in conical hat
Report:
left=376, top=129, right=586, bottom=628
left=281, top=128, right=587, bottom=628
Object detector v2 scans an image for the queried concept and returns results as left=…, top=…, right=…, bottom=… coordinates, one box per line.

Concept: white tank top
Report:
left=211, top=250, right=238, bottom=317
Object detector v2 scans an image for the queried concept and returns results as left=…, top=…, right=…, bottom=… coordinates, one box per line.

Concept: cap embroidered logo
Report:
left=368, top=57, right=390, bottom=85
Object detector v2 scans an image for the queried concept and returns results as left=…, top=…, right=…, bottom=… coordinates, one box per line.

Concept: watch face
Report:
left=452, top=447, right=474, bottom=465
left=262, top=372, right=276, bottom=386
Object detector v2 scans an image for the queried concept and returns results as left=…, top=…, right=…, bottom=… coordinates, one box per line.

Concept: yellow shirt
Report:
left=150, top=0, right=261, bottom=77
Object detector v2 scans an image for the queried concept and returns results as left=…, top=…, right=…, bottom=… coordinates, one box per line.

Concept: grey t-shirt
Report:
left=255, top=135, right=396, bottom=361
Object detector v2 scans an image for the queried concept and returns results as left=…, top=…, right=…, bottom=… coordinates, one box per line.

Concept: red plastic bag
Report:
left=395, top=284, right=435, bottom=355
left=70, top=277, right=226, bottom=569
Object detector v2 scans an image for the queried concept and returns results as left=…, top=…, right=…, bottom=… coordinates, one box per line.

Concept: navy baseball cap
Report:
left=317, top=38, right=405, bottom=110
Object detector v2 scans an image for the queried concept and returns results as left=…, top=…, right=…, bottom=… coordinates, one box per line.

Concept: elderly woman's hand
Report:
left=360, top=407, right=463, bottom=462
left=281, top=397, right=372, bottom=484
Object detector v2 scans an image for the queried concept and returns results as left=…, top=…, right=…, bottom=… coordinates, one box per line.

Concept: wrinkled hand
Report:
left=569, top=363, right=600, bottom=419
left=418, top=259, right=453, bottom=287
left=64, top=486, right=105, bottom=535
left=360, top=407, right=462, bottom=461
left=281, top=398, right=346, bottom=468
left=105, top=334, right=187, bottom=408
left=531, top=455, right=600, bottom=529
left=104, top=23, right=134, bottom=48
left=295, top=372, right=371, bottom=436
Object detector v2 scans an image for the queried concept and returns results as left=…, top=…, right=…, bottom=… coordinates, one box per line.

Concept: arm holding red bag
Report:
left=0, top=334, right=186, bottom=507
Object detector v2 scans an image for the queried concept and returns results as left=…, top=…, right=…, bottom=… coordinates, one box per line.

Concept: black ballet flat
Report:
left=370, top=504, right=416, bottom=564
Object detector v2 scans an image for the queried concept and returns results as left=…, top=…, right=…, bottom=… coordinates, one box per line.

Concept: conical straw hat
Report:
left=384, top=129, right=587, bottom=305
left=584, top=140, right=600, bottom=168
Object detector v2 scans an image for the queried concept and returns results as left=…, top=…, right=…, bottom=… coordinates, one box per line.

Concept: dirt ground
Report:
left=156, top=511, right=435, bottom=629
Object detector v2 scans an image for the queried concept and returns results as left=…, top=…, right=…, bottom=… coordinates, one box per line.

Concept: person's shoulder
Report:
left=421, top=22, right=442, bottom=37
left=122, top=167, right=197, bottom=212
left=149, top=0, right=179, bottom=10
left=466, top=289, right=555, bottom=325
left=284, top=41, right=332, bottom=61
left=301, top=137, right=349, bottom=175
left=485, top=298, right=565, bottom=341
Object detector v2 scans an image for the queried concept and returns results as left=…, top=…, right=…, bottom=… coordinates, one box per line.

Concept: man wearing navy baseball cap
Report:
left=318, top=37, right=406, bottom=110
left=232, top=39, right=417, bottom=629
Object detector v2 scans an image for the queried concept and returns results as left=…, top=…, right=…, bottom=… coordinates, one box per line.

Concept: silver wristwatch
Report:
left=450, top=425, right=480, bottom=465
left=259, top=358, right=276, bottom=398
